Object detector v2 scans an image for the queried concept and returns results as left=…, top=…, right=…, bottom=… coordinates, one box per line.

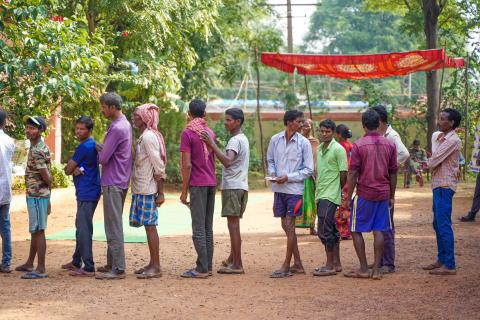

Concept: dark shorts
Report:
left=350, top=195, right=391, bottom=232
left=317, top=199, right=339, bottom=250
left=273, top=192, right=303, bottom=218
left=222, top=189, right=248, bottom=218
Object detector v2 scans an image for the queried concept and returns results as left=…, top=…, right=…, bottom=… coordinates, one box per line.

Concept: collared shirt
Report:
left=99, top=114, right=133, bottom=190
left=384, top=125, right=409, bottom=165
left=267, top=131, right=314, bottom=195
left=350, top=132, right=398, bottom=201
left=428, top=130, right=461, bottom=191
left=132, top=129, right=166, bottom=195
left=0, top=129, right=15, bottom=204
left=25, top=140, right=51, bottom=198
left=315, top=139, right=348, bottom=205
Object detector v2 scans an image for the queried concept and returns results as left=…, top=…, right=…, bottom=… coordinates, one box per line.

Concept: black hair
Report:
left=441, top=108, right=461, bottom=129
left=413, top=139, right=420, bottom=146
left=336, top=124, right=352, bottom=139
left=319, top=119, right=336, bottom=132
left=0, top=109, right=6, bottom=127
left=283, top=110, right=303, bottom=126
left=362, top=109, right=380, bottom=130
left=189, top=99, right=207, bottom=118
left=371, top=104, right=388, bottom=124
left=225, top=107, right=244, bottom=125
left=99, top=92, right=123, bottom=110
left=76, top=115, right=94, bottom=131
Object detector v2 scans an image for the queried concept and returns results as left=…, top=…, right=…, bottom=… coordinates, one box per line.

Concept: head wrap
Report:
left=134, top=103, right=167, bottom=165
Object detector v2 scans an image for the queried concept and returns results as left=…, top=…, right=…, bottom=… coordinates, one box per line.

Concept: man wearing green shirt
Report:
left=313, top=119, right=348, bottom=277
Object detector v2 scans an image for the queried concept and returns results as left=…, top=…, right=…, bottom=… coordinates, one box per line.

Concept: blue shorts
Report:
left=273, top=193, right=302, bottom=218
left=129, top=194, right=158, bottom=227
left=350, top=195, right=391, bottom=232
left=26, top=196, right=49, bottom=233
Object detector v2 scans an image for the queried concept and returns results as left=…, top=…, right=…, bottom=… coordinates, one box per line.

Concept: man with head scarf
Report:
left=130, top=103, right=167, bottom=279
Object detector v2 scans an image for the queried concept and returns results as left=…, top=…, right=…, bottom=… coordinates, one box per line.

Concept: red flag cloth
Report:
left=261, top=49, right=464, bottom=80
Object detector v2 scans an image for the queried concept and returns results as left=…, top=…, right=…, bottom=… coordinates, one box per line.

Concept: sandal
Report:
left=69, top=269, right=95, bottom=277
left=290, top=266, right=306, bottom=274
left=270, top=270, right=293, bottom=278
left=15, top=265, right=33, bottom=272
left=135, top=267, right=146, bottom=275
left=97, top=265, right=112, bottom=273
left=429, top=267, right=456, bottom=275
left=180, top=269, right=209, bottom=279
left=137, top=271, right=163, bottom=279
left=422, top=262, right=442, bottom=270
left=313, top=266, right=337, bottom=277
left=217, top=266, right=245, bottom=275
left=21, top=271, right=48, bottom=279
left=221, top=260, right=231, bottom=267
left=343, top=270, right=370, bottom=279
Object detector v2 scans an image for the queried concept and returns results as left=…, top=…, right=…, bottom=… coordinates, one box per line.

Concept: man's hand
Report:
left=345, top=197, right=352, bottom=211
left=275, top=175, right=288, bottom=184
left=180, top=191, right=189, bottom=207
left=154, top=173, right=164, bottom=181
left=72, top=167, right=84, bottom=177
left=156, top=193, right=165, bottom=207
left=95, top=143, right=104, bottom=153
left=389, top=197, right=395, bottom=209
left=200, top=130, right=214, bottom=147
left=47, top=201, right=51, bottom=215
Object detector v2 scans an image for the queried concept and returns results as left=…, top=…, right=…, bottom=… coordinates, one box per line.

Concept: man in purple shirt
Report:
left=345, top=109, right=397, bottom=280
left=95, top=92, right=133, bottom=280
left=179, top=99, right=216, bottom=279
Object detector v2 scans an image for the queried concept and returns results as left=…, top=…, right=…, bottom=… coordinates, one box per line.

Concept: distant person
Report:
left=0, top=109, right=15, bottom=273
left=201, top=108, right=249, bottom=275
left=406, top=139, right=428, bottom=188
left=267, top=110, right=313, bottom=278
left=345, top=109, right=397, bottom=280
left=422, top=109, right=461, bottom=276
left=459, top=153, right=480, bottom=222
left=95, top=92, right=133, bottom=280
left=61, top=116, right=101, bottom=277
left=371, top=105, right=408, bottom=274
left=296, top=118, right=319, bottom=235
left=130, top=104, right=166, bottom=279
left=334, top=124, right=353, bottom=240
left=313, top=119, right=348, bottom=277
left=16, top=116, right=52, bottom=279
left=180, top=99, right=216, bottom=279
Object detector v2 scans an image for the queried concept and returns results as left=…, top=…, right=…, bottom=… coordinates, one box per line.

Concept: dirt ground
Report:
left=1, top=183, right=480, bottom=320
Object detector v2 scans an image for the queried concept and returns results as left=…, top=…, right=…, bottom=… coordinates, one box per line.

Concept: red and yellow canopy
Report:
left=261, top=49, right=464, bottom=80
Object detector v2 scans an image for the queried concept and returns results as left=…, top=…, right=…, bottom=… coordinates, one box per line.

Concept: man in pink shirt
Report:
left=345, top=109, right=397, bottom=280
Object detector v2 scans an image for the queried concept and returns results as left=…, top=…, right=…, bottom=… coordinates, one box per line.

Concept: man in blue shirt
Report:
left=62, top=116, right=101, bottom=277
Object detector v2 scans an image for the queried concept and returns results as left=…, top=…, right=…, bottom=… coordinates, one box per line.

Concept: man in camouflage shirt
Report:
left=16, top=116, right=52, bottom=279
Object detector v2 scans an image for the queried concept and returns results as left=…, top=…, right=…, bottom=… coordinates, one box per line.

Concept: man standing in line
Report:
left=267, top=110, right=313, bottom=278
left=0, top=109, right=15, bottom=273
left=95, top=92, right=133, bottom=280
left=180, top=99, right=216, bottom=279
left=345, top=109, right=397, bottom=280
left=16, top=116, right=52, bottom=279
left=61, top=116, right=101, bottom=277
left=422, top=108, right=461, bottom=276
left=371, top=105, right=409, bottom=274
left=201, top=108, right=249, bottom=275
left=313, top=119, right=348, bottom=277
left=130, top=104, right=166, bottom=279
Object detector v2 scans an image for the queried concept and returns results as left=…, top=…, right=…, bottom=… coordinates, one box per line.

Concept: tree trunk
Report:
left=422, top=0, right=441, bottom=152
left=86, top=0, right=96, bottom=36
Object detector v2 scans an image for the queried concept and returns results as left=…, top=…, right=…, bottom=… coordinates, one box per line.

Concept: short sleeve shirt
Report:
left=222, top=133, right=249, bottom=191
left=180, top=128, right=216, bottom=187
left=72, top=137, right=101, bottom=201
left=315, top=139, right=348, bottom=205
left=25, top=140, right=51, bottom=198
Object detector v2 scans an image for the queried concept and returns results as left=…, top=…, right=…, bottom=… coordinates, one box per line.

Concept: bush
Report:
left=51, top=163, right=71, bottom=188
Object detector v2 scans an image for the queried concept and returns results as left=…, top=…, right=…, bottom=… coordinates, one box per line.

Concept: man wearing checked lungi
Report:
left=129, top=103, right=167, bottom=279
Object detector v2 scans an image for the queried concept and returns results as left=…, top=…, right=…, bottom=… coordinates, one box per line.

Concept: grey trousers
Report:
left=189, top=186, right=216, bottom=273
left=102, top=186, right=127, bottom=272
left=468, top=173, right=480, bottom=218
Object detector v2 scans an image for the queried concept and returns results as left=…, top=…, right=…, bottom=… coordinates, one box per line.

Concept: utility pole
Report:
left=287, top=0, right=294, bottom=87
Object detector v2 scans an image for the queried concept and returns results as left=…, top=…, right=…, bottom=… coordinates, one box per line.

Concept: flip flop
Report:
left=69, top=269, right=95, bottom=277
left=270, top=270, right=293, bottom=278
left=137, top=271, right=162, bottom=279
left=217, top=266, right=245, bottom=274
left=221, top=260, right=231, bottom=267
left=180, top=269, right=209, bottom=279
left=290, top=267, right=306, bottom=274
left=313, top=266, right=337, bottom=277
left=134, top=267, right=146, bottom=275
left=15, top=265, right=33, bottom=272
left=21, top=271, right=48, bottom=279
left=422, top=262, right=442, bottom=270
left=343, top=270, right=370, bottom=279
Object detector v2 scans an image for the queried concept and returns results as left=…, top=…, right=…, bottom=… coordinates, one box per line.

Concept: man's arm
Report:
left=180, top=152, right=191, bottom=205
left=340, top=171, right=347, bottom=188
left=266, top=137, right=276, bottom=176
left=345, top=170, right=359, bottom=210
left=98, top=130, right=120, bottom=165
left=395, top=136, right=410, bottom=165
left=39, top=167, right=52, bottom=189
left=428, top=138, right=460, bottom=170
left=389, top=172, right=397, bottom=208
left=200, top=131, right=236, bottom=168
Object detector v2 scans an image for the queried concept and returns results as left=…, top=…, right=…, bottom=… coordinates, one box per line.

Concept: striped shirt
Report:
left=428, top=130, right=461, bottom=191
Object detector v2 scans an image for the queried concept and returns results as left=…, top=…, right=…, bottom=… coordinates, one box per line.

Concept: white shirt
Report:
left=0, top=129, right=15, bottom=205
left=384, top=125, right=410, bottom=165
left=222, top=133, right=249, bottom=191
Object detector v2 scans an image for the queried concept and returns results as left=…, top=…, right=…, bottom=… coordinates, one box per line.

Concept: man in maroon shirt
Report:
left=345, top=109, right=397, bottom=280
